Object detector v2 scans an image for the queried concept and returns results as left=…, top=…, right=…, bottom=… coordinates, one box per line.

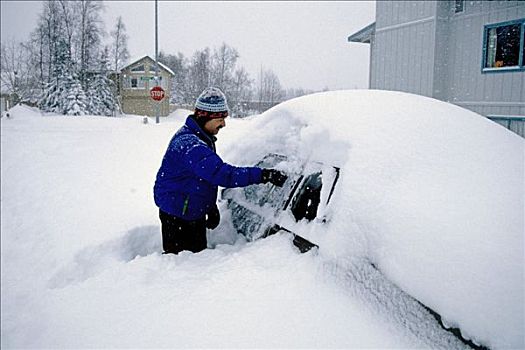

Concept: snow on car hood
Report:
left=223, top=89, right=524, bottom=350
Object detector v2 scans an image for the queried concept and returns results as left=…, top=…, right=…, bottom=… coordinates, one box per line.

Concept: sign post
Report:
left=154, top=0, right=160, bottom=123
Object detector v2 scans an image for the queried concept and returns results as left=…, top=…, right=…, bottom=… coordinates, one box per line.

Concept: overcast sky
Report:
left=0, top=0, right=376, bottom=91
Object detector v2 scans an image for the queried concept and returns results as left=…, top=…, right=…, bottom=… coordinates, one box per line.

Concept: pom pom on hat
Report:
left=195, top=87, right=229, bottom=113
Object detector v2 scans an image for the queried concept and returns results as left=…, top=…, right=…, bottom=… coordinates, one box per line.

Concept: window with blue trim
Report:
left=483, top=19, right=525, bottom=72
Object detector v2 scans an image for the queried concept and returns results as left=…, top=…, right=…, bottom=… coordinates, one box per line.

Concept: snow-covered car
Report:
left=219, top=90, right=524, bottom=350
left=2, top=91, right=522, bottom=349
left=222, top=153, right=340, bottom=252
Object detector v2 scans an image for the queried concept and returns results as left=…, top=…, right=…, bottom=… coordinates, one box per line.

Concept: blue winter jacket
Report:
left=154, top=116, right=263, bottom=220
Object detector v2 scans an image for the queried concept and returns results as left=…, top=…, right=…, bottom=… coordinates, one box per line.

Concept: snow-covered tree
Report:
left=39, top=39, right=88, bottom=115
left=63, top=74, right=88, bottom=116
left=32, top=1, right=107, bottom=116
left=86, top=49, right=117, bottom=116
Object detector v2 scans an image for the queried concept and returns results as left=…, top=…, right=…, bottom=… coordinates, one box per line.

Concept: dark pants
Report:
left=159, top=209, right=207, bottom=254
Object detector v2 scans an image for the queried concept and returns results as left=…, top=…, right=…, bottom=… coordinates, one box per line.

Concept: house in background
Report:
left=0, top=74, right=18, bottom=116
left=348, top=0, right=525, bottom=137
left=119, top=56, right=174, bottom=117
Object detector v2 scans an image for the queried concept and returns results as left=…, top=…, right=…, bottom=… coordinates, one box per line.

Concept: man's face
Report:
left=203, top=117, right=226, bottom=135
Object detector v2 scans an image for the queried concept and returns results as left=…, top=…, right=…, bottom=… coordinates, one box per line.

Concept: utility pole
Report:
left=155, top=0, right=160, bottom=124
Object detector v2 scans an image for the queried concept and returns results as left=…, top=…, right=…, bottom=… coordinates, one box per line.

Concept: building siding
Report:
left=371, top=1, right=438, bottom=97
left=446, top=1, right=525, bottom=117
left=366, top=0, right=524, bottom=136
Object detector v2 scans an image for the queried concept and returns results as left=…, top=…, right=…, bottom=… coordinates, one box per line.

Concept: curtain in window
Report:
left=486, top=28, right=497, bottom=67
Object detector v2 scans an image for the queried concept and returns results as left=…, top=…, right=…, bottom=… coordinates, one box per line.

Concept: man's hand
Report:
left=261, top=169, right=288, bottom=187
left=206, top=205, right=220, bottom=229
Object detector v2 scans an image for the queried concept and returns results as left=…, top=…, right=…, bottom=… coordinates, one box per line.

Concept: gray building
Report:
left=348, top=0, right=525, bottom=137
left=119, top=56, right=174, bottom=117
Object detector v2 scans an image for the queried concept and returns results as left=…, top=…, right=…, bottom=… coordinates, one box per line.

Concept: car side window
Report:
left=284, top=164, right=340, bottom=223
left=290, top=172, right=322, bottom=222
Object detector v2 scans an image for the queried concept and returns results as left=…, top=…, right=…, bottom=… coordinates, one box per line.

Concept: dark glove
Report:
left=261, top=169, right=288, bottom=187
left=206, top=205, right=220, bottom=229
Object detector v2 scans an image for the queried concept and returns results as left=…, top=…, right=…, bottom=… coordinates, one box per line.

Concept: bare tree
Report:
left=58, top=0, right=75, bottom=58
left=39, top=0, right=63, bottom=83
left=257, top=67, right=284, bottom=111
left=188, top=48, right=212, bottom=102
left=0, top=40, right=34, bottom=103
left=26, top=25, right=46, bottom=94
left=74, top=0, right=104, bottom=89
left=283, top=87, right=314, bottom=100
left=211, top=43, right=239, bottom=91
left=110, top=16, right=129, bottom=72
left=158, top=51, right=188, bottom=105
left=229, top=67, right=253, bottom=116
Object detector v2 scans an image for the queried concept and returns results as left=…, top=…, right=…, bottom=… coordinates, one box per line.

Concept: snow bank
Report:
left=1, top=92, right=523, bottom=349
left=222, top=90, right=524, bottom=349
left=2, top=104, right=446, bottom=349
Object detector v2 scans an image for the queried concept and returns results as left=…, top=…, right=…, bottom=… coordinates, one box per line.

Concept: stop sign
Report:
left=150, top=86, right=165, bottom=101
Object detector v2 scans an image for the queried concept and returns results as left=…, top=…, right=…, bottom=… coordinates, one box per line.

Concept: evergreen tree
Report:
left=63, top=72, right=88, bottom=115
left=86, top=49, right=117, bottom=116
left=39, top=39, right=69, bottom=113
left=39, top=38, right=88, bottom=115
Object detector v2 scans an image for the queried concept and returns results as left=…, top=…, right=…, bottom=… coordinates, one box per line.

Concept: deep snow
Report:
left=222, top=90, right=524, bottom=350
left=1, top=90, right=523, bottom=349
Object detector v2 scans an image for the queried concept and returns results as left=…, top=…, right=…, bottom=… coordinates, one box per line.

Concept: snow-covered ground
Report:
left=1, top=90, right=523, bottom=349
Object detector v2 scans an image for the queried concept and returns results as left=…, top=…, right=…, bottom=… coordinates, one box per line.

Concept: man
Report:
left=154, top=87, right=287, bottom=254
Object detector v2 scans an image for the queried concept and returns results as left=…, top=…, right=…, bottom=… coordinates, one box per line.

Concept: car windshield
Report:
left=238, top=154, right=300, bottom=209
left=222, top=154, right=340, bottom=243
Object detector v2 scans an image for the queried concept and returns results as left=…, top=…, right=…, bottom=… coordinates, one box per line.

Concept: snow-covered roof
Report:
left=121, top=55, right=175, bottom=76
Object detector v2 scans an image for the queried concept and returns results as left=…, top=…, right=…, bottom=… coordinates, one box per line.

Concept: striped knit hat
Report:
left=195, top=87, right=229, bottom=114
